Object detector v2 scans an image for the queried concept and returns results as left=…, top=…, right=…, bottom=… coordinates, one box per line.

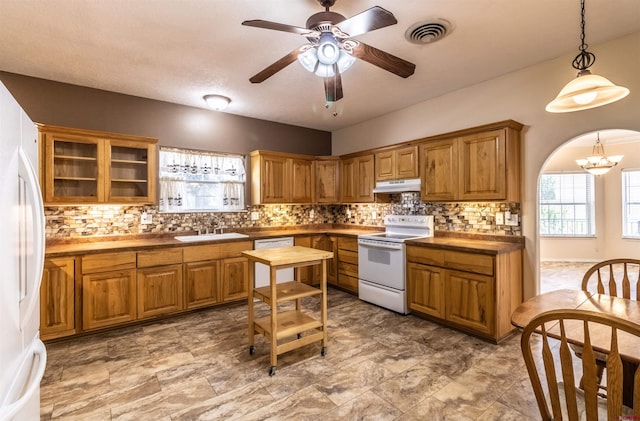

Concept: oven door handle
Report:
left=358, top=242, right=403, bottom=251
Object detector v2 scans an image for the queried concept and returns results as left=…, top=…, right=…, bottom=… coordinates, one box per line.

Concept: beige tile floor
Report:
left=40, top=288, right=542, bottom=420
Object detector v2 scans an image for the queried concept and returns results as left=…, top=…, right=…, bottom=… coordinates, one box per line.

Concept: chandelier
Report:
left=575, top=132, right=623, bottom=175
left=545, top=0, right=629, bottom=113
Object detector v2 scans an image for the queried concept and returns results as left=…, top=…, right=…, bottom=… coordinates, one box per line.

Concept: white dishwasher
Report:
left=253, top=237, right=295, bottom=288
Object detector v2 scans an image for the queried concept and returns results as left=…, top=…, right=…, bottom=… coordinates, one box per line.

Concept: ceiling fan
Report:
left=242, top=0, right=416, bottom=103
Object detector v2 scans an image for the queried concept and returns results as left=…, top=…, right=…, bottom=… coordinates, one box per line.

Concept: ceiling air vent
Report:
left=405, top=18, right=453, bottom=45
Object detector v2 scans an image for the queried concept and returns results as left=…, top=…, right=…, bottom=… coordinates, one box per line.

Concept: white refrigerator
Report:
left=0, top=82, right=47, bottom=420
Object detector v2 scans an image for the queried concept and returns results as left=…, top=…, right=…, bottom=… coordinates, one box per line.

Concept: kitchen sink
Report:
left=174, top=232, right=249, bottom=242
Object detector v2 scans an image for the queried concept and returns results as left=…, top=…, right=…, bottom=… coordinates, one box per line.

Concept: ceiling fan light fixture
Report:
left=316, top=32, right=340, bottom=65
left=298, top=47, right=319, bottom=72
left=315, top=63, right=335, bottom=78
left=546, top=0, right=629, bottom=113
left=203, top=94, right=231, bottom=111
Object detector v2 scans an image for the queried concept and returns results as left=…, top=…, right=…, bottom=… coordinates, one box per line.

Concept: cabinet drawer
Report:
left=338, top=261, right=358, bottom=278
left=219, top=241, right=252, bottom=259
left=183, top=244, right=219, bottom=263
left=338, top=236, right=358, bottom=252
left=338, top=249, right=358, bottom=266
left=82, top=252, right=137, bottom=274
left=406, top=246, right=445, bottom=266
left=444, top=251, right=494, bottom=276
left=137, top=248, right=183, bottom=268
left=338, top=273, right=358, bottom=293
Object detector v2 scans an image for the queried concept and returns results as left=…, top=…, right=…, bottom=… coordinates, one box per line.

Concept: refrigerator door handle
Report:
left=0, top=338, right=47, bottom=420
left=17, top=147, right=45, bottom=330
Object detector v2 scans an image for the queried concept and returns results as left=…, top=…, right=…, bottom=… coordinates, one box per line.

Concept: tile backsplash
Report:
left=44, top=193, right=521, bottom=238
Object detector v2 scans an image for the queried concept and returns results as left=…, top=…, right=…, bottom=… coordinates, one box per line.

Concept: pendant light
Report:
left=575, top=132, right=623, bottom=175
left=545, top=0, right=629, bottom=113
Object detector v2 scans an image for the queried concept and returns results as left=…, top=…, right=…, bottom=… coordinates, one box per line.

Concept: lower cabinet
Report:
left=220, top=256, right=249, bottom=302
left=83, top=268, right=137, bottom=330
left=47, top=240, right=252, bottom=338
left=406, top=262, right=445, bottom=319
left=406, top=244, right=522, bottom=343
left=40, top=257, right=77, bottom=340
left=137, top=264, right=184, bottom=319
left=82, top=251, right=137, bottom=330
left=312, top=234, right=337, bottom=286
left=184, top=259, right=220, bottom=309
left=336, top=236, right=359, bottom=294
left=183, top=241, right=252, bottom=309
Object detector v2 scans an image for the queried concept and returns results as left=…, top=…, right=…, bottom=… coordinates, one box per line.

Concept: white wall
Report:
left=540, top=139, right=640, bottom=261
left=332, top=31, right=640, bottom=300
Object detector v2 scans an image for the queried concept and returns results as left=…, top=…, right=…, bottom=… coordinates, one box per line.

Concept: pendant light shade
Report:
left=546, top=70, right=630, bottom=113
left=546, top=0, right=629, bottom=113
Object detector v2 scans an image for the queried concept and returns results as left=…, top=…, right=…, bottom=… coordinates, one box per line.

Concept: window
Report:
left=539, top=172, right=595, bottom=236
left=159, top=147, right=245, bottom=213
left=623, top=169, right=640, bottom=238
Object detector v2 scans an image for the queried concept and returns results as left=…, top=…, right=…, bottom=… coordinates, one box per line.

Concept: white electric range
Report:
left=357, top=214, right=434, bottom=314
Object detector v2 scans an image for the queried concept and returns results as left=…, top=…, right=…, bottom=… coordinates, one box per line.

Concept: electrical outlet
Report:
left=346, top=209, right=351, bottom=218
left=141, top=212, right=153, bottom=225
left=309, top=209, right=315, bottom=219
left=250, top=211, right=259, bottom=221
left=506, top=214, right=519, bottom=226
left=495, top=212, right=504, bottom=225
left=371, top=211, right=377, bottom=219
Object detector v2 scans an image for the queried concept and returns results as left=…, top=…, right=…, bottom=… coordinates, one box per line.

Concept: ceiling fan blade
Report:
left=350, top=42, right=416, bottom=78
left=242, top=19, right=319, bottom=37
left=324, top=65, right=343, bottom=102
left=249, top=47, right=305, bottom=83
left=335, top=6, right=397, bottom=38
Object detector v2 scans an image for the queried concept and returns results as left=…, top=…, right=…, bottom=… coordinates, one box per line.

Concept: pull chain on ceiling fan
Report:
left=242, top=0, right=416, bottom=103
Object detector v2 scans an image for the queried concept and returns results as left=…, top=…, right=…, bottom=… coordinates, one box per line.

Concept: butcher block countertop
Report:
left=242, top=246, right=333, bottom=267
left=44, top=224, right=524, bottom=258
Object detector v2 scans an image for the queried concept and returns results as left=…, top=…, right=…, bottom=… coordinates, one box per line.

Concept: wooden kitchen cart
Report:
left=242, top=246, right=333, bottom=376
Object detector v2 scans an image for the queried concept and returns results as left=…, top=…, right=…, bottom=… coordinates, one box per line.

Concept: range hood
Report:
left=373, top=178, right=421, bottom=193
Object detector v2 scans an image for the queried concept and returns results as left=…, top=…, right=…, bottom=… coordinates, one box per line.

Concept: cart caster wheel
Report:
left=321, top=347, right=327, bottom=357
left=269, top=366, right=276, bottom=376
left=249, top=346, right=255, bottom=355
left=297, top=333, right=302, bottom=339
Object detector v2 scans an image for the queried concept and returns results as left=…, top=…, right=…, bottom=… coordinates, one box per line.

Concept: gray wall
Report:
left=0, top=71, right=331, bottom=156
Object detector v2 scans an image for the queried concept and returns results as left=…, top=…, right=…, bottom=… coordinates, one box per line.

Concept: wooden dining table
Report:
left=511, top=289, right=640, bottom=408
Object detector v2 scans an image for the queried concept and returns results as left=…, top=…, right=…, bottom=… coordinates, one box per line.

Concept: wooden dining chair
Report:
left=521, top=309, right=640, bottom=420
left=578, top=258, right=640, bottom=386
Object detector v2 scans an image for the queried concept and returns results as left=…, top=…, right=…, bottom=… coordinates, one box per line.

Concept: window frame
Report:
left=622, top=168, right=640, bottom=239
left=539, top=171, right=596, bottom=238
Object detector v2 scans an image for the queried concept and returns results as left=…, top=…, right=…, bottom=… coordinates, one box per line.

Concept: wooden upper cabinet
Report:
left=250, top=151, right=314, bottom=204
left=458, top=129, right=506, bottom=201
left=375, top=145, right=418, bottom=181
left=420, top=121, right=522, bottom=202
left=420, top=138, right=457, bottom=201
left=40, top=125, right=157, bottom=205
left=341, top=154, right=374, bottom=203
left=291, top=158, right=314, bottom=203
left=315, top=157, right=339, bottom=203
left=106, top=139, right=157, bottom=203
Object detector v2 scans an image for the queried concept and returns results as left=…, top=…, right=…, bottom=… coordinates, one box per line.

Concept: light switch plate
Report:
left=495, top=212, right=504, bottom=225
left=141, top=212, right=153, bottom=225
left=250, top=211, right=259, bottom=221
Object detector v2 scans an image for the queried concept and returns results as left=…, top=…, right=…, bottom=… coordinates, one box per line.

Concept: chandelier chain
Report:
left=572, top=0, right=595, bottom=72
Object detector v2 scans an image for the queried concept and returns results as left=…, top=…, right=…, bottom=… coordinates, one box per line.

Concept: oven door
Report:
left=357, top=238, right=405, bottom=290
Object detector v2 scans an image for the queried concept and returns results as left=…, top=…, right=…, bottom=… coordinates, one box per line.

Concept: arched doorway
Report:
left=538, top=129, right=640, bottom=293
